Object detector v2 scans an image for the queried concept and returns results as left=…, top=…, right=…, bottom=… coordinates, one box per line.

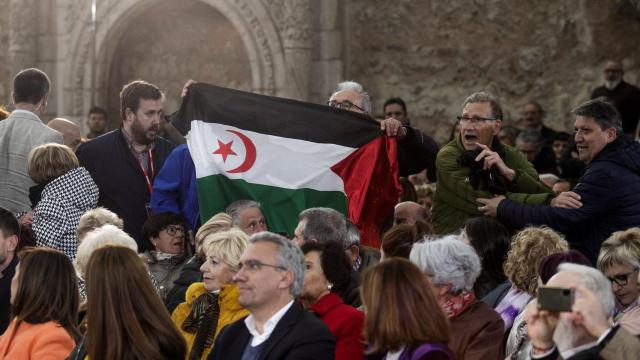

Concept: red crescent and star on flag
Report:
left=211, top=129, right=257, bottom=173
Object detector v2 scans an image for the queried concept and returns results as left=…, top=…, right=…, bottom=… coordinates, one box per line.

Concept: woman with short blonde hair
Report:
left=165, top=212, right=233, bottom=313
left=76, top=207, right=124, bottom=241
left=27, top=143, right=79, bottom=185
left=28, top=143, right=98, bottom=260
left=171, top=228, right=250, bottom=359
left=597, top=227, right=640, bottom=335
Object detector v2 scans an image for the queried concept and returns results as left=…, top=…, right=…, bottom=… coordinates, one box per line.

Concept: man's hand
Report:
left=181, top=79, right=197, bottom=98
left=571, top=285, right=611, bottom=338
left=380, top=118, right=407, bottom=138
left=476, top=195, right=506, bottom=217
left=525, top=300, right=559, bottom=353
left=474, top=143, right=516, bottom=181
left=550, top=191, right=582, bottom=209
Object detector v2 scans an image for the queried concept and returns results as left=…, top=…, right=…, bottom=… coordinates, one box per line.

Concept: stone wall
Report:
left=0, top=0, right=9, bottom=103
left=1, top=0, right=639, bottom=144
left=345, top=0, right=640, bottom=143
left=106, top=0, right=253, bottom=126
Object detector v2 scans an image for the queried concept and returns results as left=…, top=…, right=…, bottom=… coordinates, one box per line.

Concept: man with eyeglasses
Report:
left=432, top=91, right=551, bottom=234
left=208, top=232, right=334, bottom=360
left=328, top=81, right=439, bottom=180
left=478, top=98, right=640, bottom=264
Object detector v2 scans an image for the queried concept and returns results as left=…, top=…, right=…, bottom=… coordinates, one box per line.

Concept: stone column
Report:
left=310, top=0, right=343, bottom=104
left=281, top=0, right=313, bottom=101
left=8, top=0, right=38, bottom=84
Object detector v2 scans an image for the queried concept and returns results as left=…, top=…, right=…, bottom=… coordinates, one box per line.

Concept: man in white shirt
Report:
left=0, top=68, right=63, bottom=213
left=208, top=232, right=334, bottom=360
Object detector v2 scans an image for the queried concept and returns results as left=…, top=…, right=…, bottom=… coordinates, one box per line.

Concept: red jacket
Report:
left=310, top=292, right=365, bottom=360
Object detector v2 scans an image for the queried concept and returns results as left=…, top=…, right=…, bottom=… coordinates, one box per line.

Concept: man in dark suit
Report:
left=76, top=80, right=174, bottom=245
left=591, top=60, right=640, bottom=136
left=208, top=232, right=334, bottom=360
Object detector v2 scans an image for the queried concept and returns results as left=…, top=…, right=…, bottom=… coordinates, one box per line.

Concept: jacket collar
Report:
left=219, top=284, right=245, bottom=312
left=309, top=292, right=343, bottom=316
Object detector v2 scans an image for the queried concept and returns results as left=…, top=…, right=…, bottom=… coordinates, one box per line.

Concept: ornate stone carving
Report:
left=232, top=0, right=277, bottom=94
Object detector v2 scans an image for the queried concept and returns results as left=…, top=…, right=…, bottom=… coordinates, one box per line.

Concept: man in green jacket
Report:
left=433, top=92, right=552, bottom=234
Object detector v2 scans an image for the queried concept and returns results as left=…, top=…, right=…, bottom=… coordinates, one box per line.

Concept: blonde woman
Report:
left=598, top=227, right=640, bottom=335
left=76, top=207, right=124, bottom=242
left=165, top=212, right=233, bottom=313
left=502, top=226, right=568, bottom=355
left=171, top=228, right=250, bottom=360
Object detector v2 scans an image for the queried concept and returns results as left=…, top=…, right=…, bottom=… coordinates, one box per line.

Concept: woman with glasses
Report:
left=171, top=228, right=249, bottom=359
left=597, top=227, right=640, bottom=336
left=141, top=212, right=191, bottom=300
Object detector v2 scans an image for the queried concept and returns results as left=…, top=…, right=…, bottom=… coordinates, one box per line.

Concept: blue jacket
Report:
left=150, top=144, right=200, bottom=232
left=497, top=136, right=640, bottom=264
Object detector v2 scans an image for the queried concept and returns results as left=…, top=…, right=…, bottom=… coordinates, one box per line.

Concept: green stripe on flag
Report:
left=196, top=175, right=348, bottom=236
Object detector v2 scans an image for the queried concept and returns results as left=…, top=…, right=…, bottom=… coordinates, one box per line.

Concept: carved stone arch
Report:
left=65, top=0, right=288, bottom=120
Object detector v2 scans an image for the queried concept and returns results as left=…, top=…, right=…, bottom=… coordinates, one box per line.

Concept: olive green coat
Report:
left=433, top=136, right=552, bottom=234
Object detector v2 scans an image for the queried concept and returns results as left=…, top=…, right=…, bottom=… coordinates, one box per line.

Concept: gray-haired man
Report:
left=208, top=232, right=334, bottom=360
left=479, top=98, right=640, bottom=263
left=327, top=81, right=439, bottom=179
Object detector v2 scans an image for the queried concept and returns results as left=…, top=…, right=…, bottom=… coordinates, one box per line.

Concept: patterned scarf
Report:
left=182, top=292, right=220, bottom=360
left=440, top=289, right=476, bottom=318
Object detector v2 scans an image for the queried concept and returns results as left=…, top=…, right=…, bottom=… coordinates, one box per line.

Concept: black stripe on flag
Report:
left=172, top=83, right=382, bottom=148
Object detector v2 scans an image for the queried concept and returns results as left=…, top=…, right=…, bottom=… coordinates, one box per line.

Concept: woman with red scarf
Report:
left=410, top=236, right=504, bottom=360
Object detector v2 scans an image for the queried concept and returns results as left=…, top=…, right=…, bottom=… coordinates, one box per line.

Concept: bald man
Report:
left=47, top=118, right=81, bottom=151
left=591, top=60, right=640, bottom=136
left=393, top=201, right=429, bottom=226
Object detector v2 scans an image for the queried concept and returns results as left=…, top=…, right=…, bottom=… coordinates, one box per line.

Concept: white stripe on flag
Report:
left=187, top=121, right=356, bottom=192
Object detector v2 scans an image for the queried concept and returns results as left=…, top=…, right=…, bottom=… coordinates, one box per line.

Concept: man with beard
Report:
left=524, top=263, right=640, bottom=359
left=591, top=60, right=640, bottom=137
left=76, top=80, right=175, bottom=246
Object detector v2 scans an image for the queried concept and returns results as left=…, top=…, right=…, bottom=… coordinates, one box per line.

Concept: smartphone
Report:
left=537, top=286, right=574, bottom=312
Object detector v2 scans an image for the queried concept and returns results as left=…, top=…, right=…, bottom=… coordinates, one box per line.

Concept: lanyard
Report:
left=136, top=149, right=155, bottom=194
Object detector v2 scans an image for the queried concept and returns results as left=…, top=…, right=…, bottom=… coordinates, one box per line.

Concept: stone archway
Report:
left=64, top=0, right=289, bottom=127
left=104, top=0, right=254, bottom=126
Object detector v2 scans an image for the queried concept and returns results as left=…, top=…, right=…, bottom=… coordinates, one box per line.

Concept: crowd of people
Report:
left=0, top=60, right=639, bottom=360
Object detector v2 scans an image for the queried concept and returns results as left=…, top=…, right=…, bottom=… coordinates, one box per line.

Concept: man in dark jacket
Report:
left=328, top=81, right=439, bottom=179
left=478, top=98, right=640, bottom=263
left=208, top=232, right=334, bottom=360
left=591, top=60, right=640, bottom=136
left=76, top=80, right=175, bottom=246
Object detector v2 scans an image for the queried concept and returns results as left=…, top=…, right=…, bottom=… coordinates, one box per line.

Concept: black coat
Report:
left=76, top=129, right=174, bottom=246
left=164, top=255, right=203, bottom=314
left=207, top=301, right=335, bottom=360
left=497, top=136, right=640, bottom=263
left=398, top=126, right=439, bottom=180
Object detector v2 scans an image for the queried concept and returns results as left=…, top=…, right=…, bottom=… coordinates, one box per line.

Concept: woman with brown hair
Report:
left=28, top=143, right=99, bottom=260
left=362, top=258, right=452, bottom=360
left=69, top=246, right=186, bottom=359
left=0, top=248, right=80, bottom=358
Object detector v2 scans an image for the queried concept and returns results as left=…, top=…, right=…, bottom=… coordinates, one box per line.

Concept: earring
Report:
left=327, top=283, right=333, bottom=290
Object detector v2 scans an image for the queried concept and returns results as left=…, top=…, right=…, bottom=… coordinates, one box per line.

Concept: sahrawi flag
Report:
left=173, top=83, right=400, bottom=247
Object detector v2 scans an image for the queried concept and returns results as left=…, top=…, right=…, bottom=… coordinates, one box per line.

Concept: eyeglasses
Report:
left=163, top=225, right=185, bottom=237
left=238, top=259, right=287, bottom=272
left=327, top=100, right=365, bottom=112
left=457, top=115, right=498, bottom=124
left=607, top=268, right=639, bottom=287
